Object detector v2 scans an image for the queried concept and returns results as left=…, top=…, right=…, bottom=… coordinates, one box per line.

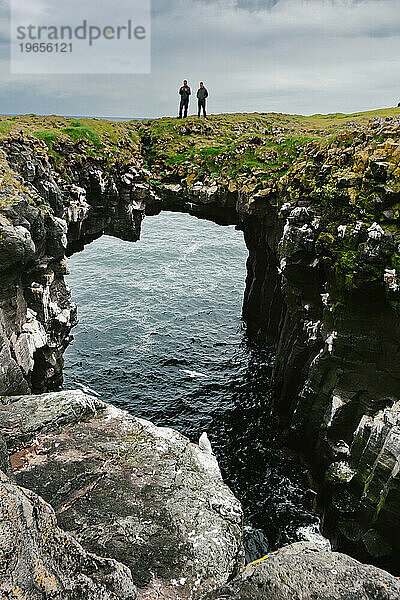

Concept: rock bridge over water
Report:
left=2, top=111, right=400, bottom=594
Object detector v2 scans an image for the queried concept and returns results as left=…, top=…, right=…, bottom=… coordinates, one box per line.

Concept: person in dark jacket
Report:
left=178, top=80, right=191, bottom=118
left=197, top=82, right=208, bottom=118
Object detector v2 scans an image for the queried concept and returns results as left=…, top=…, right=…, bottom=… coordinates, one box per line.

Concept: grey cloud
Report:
left=193, top=0, right=386, bottom=10
left=195, top=0, right=280, bottom=9
left=0, top=0, right=399, bottom=118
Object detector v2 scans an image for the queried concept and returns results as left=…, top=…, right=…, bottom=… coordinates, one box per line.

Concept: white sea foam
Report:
left=180, top=369, right=209, bottom=379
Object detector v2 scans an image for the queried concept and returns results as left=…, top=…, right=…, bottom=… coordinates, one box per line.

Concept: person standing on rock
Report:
left=178, top=80, right=191, bottom=119
left=197, top=82, right=208, bottom=118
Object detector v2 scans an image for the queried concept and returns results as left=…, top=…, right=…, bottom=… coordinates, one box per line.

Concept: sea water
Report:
left=64, top=211, right=325, bottom=562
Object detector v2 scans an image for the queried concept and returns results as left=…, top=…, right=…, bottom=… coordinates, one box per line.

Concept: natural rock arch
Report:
left=2, top=113, right=400, bottom=572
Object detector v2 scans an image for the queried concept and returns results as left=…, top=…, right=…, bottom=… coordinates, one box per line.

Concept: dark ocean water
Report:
left=64, top=211, right=325, bottom=562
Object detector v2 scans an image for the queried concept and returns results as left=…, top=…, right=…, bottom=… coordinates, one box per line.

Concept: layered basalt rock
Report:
left=0, top=192, right=74, bottom=396
left=264, top=127, right=400, bottom=570
left=2, top=111, right=400, bottom=573
left=0, top=391, right=244, bottom=599
left=141, top=113, right=400, bottom=569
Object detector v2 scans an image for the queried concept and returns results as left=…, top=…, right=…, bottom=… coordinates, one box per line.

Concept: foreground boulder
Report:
left=0, top=391, right=244, bottom=599
left=203, top=542, right=400, bottom=600
left=0, top=466, right=136, bottom=599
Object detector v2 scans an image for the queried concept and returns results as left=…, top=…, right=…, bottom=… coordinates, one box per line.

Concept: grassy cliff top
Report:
left=0, top=107, right=399, bottom=172
left=0, top=115, right=141, bottom=165
left=138, top=107, right=400, bottom=187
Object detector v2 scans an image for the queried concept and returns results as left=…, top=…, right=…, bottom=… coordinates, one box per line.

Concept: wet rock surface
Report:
left=202, top=542, right=400, bottom=600
left=0, top=390, right=244, bottom=599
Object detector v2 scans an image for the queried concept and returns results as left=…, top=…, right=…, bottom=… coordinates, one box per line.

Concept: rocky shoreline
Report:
left=2, top=110, right=400, bottom=596
left=2, top=392, right=400, bottom=599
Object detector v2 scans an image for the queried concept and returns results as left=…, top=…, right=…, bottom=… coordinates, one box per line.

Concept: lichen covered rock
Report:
left=0, top=391, right=244, bottom=599
left=202, top=542, right=400, bottom=600
left=0, top=470, right=136, bottom=600
left=3, top=109, right=400, bottom=573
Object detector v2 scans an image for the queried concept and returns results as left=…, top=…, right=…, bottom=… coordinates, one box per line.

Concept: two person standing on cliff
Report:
left=178, top=80, right=209, bottom=119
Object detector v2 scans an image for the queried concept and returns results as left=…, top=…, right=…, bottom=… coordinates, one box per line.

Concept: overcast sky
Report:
left=0, top=0, right=399, bottom=119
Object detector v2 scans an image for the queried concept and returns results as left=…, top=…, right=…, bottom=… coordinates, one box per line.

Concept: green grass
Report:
left=0, top=105, right=398, bottom=174
left=61, top=123, right=102, bottom=149
left=139, top=112, right=331, bottom=183
left=0, top=114, right=141, bottom=166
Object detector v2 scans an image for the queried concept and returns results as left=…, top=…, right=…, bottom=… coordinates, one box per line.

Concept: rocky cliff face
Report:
left=0, top=131, right=154, bottom=396
left=1, top=110, right=400, bottom=576
left=0, top=189, right=74, bottom=396
left=137, top=111, right=400, bottom=571
left=264, top=124, right=400, bottom=571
